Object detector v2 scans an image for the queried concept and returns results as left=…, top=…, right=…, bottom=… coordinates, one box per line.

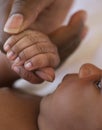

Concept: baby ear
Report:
left=79, top=63, right=101, bottom=80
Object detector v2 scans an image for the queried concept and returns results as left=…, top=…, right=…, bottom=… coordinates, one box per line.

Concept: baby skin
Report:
left=0, top=63, right=102, bottom=130
left=39, top=63, right=102, bottom=130
left=0, top=10, right=87, bottom=85
left=4, top=29, right=60, bottom=83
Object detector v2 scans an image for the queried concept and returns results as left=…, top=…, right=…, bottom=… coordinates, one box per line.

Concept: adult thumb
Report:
left=4, top=0, right=54, bottom=34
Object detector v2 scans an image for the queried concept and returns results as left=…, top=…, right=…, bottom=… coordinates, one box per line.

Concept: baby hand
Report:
left=4, top=30, right=60, bottom=82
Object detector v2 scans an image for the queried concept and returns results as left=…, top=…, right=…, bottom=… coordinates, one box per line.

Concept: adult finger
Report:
left=12, top=65, right=43, bottom=84
left=32, top=0, right=74, bottom=33
left=0, top=0, right=12, bottom=52
left=49, top=10, right=88, bottom=66
left=35, top=67, right=55, bottom=82
left=4, top=0, right=54, bottom=34
left=12, top=65, right=55, bottom=83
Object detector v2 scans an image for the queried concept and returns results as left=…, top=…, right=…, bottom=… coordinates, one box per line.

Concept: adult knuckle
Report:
left=14, top=0, right=26, bottom=7
left=19, top=68, right=31, bottom=81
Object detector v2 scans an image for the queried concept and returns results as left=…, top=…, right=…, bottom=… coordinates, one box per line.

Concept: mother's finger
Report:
left=12, top=65, right=55, bottom=83
left=4, top=0, right=54, bottom=34
left=49, top=10, right=88, bottom=66
left=0, top=0, right=12, bottom=52
left=12, top=65, right=43, bottom=84
left=32, top=0, right=74, bottom=33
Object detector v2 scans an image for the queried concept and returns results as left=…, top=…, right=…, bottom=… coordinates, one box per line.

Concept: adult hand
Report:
left=0, top=0, right=87, bottom=84
left=0, top=10, right=87, bottom=84
left=0, top=0, right=74, bottom=84
left=0, top=0, right=73, bottom=51
left=4, top=0, right=74, bottom=34
left=12, top=10, right=87, bottom=84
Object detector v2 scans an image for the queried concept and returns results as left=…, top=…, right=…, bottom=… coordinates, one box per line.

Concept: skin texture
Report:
left=0, top=0, right=74, bottom=50
left=39, top=63, right=102, bottom=130
left=0, top=63, right=102, bottom=130
left=0, top=0, right=82, bottom=84
left=0, top=10, right=87, bottom=85
left=4, top=30, right=60, bottom=82
left=0, top=87, right=41, bottom=130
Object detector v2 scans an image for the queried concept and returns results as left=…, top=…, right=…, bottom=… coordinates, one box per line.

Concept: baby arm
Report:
left=4, top=30, right=60, bottom=82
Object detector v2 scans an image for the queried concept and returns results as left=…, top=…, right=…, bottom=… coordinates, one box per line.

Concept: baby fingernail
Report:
left=24, top=62, right=32, bottom=69
left=4, top=14, right=24, bottom=34
left=14, top=57, right=21, bottom=64
left=3, top=44, right=10, bottom=51
left=7, top=51, right=14, bottom=59
left=13, top=66, right=20, bottom=74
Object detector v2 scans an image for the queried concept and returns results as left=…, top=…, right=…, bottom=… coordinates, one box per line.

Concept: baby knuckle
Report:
left=35, top=57, right=46, bottom=67
left=45, top=54, right=53, bottom=67
left=52, top=44, right=58, bottom=53
left=50, top=54, right=60, bottom=67
left=56, top=55, right=60, bottom=66
left=24, top=31, right=36, bottom=44
left=25, top=30, right=49, bottom=43
left=19, top=50, right=27, bottom=61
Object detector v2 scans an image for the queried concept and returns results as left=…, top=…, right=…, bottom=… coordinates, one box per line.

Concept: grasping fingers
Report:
left=3, top=10, right=87, bottom=84
left=4, top=30, right=60, bottom=82
left=4, top=30, right=60, bottom=69
left=4, top=0, right=55, bottom=34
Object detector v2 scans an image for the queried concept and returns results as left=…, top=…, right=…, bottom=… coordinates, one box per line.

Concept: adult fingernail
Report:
left=36, top=71, right=54, bottom=82
left=4, top=14, right=24, bottom=34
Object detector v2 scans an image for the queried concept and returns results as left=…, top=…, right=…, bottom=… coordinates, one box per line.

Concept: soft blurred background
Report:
left=14, top=0, right=102, bottom=96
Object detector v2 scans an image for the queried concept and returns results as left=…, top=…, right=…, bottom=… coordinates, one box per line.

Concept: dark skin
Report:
left=2, top=0, right=74, bottom=34
left=0, top=10, right=88, bottom=130
left=0, top=10, right=87, bottom=86
left=0, top=0, right=74, bottom=84
left=39, top=63, right=102, bottom=130
left=0, top=63, right=102, bottom=130
left=0, top=88, right=41, bottom=130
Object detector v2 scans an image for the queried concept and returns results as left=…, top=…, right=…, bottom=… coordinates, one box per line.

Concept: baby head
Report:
left=0, top=63, right=102, bottom=130
left=39, top=63, right=102, bottom=130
